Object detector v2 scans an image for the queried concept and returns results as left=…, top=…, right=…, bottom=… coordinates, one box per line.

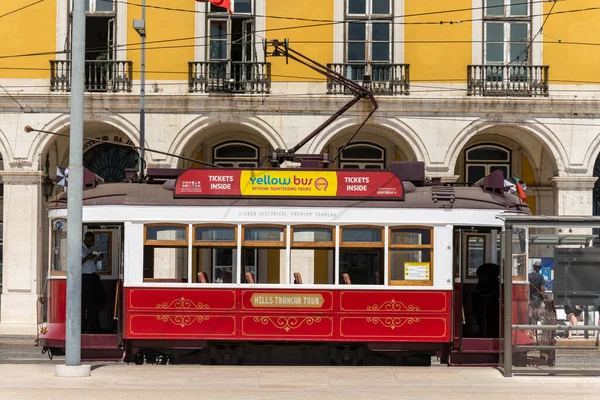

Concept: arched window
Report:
left=338, top=142, right=386, bottom=169
left=212, top=141, right=259, bottom=168
left=83, top=143, right=139, bottom=183
left=464, top=144, right=511, bottom=184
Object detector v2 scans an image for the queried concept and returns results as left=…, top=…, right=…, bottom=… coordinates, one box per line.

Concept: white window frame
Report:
left=464, top=144, right=512, bottom=183
left=335, top=0, right=403, bottom=64
left=338, top=142, right=386, bottom=170
left=57, top=0, right=126, bottom=61
left=212, top=141, right=260, bottom=168
left=344, top=0, right=393, bottom=64
left=200, top=0, right=264, bottom=63
left=472, top=0, right=542, bottom=65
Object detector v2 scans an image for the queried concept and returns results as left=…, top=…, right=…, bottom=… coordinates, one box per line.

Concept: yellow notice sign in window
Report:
left=404, top=262, right=430, bottom=281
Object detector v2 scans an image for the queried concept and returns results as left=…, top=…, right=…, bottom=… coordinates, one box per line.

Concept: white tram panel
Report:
left=64, top=205, right=508, bottom=227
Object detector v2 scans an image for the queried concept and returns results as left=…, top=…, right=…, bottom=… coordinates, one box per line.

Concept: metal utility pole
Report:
left=56, top=0, right=90, bottom=377
left=134, top=1, right=146, bottom=179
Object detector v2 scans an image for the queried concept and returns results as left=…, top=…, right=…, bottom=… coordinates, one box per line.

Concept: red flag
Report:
left=197, top=0, right=232, bottom=14
left=516, top=182, right=527, bottom=203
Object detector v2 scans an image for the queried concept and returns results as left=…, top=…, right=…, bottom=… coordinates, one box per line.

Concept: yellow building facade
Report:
left=0, top=0, right=599, bottom=333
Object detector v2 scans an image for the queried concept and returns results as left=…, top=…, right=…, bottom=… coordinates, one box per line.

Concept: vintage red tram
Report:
left=38, top=163, right=540, bottom=365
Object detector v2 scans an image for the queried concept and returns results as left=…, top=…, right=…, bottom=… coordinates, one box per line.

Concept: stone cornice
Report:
left=551, top=177, right=598, bottom=190
left=1, top=93, right=599, bottom=119
left=0, top=170, right=44, bottom=184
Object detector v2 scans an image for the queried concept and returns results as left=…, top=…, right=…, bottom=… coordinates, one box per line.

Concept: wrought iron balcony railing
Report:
left=188, top=61, right=271, bottom=94
left=467, top=65, right=549, bottom=97
left=326, top=63, right=410, bottom=95
left=50, top=60, right=133, bottom=93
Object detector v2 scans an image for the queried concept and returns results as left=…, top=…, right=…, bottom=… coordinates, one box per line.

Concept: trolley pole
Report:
left=56, top=0, right=90, bottom=377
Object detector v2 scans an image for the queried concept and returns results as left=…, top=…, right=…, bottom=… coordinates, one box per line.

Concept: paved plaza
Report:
left=1, top=335, right=600, bottom=399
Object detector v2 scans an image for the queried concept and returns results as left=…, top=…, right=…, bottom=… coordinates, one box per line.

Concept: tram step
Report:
left=81, top=334, right=119, bottom=350
left=448, top=352, right=499, bottom=366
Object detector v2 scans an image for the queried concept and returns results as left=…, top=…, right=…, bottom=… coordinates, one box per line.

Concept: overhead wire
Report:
left=0, top=1, right=588, bottom=59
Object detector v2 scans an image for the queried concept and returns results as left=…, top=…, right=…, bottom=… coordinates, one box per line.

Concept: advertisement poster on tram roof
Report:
left=174, top=169, right=404, bottom=200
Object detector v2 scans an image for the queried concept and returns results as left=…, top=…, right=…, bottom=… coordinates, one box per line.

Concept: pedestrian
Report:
left=564, top=302, right=583, bottom=339
left=528, top=261, right=545, bottom=323
left=82, top=231, right=108, bottom=334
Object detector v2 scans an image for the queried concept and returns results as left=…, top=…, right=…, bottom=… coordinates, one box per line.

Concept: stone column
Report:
left=0, top=170, right=44, bottom=335
left=551, top=177, right=597, bottom=216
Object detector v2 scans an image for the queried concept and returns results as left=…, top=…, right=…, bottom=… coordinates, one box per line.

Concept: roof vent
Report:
left=432, top=185, right=455, bottom=207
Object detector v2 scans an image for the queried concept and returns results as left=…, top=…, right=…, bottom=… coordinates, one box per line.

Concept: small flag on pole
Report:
left=197, top=0, right=233, bottom=14
left=56, top=167, right=68, bottom=187
left=504, top=175, right=527, bottom=203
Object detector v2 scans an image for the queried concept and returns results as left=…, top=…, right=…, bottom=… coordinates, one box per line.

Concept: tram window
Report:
left=144, top=224, right=189, bottom=282
left=341, top=228, right=382, bottom=244
left=145, top=225, right=187, bottom=243
left=467, top=235, right=486, bottom=278
left=390, top=228, right=431, bottom=245
left=242, top=225, right=286, bottom=284
left=193, top=225, right=237, bottom=284
left=340, top=227, right=384, bottom=285
left=51, top=219, right=68, bottom=274
left=292, top=227, right=334, bottom=244
left=244, top=226, right=285, bottom=243
left=390, top=250, right=431, bottom=281
left=291, top=226, right=335, bottom=284
left=143, top=246, right=188, bottom=282
left=388, top=227, right=434, bottom=286
left=194, top=226, right=235, bottom=242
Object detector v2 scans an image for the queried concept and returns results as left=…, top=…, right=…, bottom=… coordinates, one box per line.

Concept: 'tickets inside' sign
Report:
left=174, top=169, right=404, bottom=200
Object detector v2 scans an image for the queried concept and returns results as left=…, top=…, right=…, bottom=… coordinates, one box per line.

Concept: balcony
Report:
left=467, top=65, right=549, bottom=97
left=50, top=60, right=133, bottom=93
left=326, top=63, right=410, bottom=95
left=188, top=61, right=271, bottom=94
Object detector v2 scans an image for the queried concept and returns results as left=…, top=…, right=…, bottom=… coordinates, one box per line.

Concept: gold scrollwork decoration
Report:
left=156, top=297, right=210, bottom=310
left=253, top=316, right=322, bottom=332
left=156, top=315, right=209, bottom=328
left=366, top=317, right=420, bottom=330
left=366, top=299, right=420, bottom=312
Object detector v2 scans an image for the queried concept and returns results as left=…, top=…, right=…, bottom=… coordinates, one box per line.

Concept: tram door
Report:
left=85, top=224, right=124, bottom=336
left=453, top=228, right=502, bottom=349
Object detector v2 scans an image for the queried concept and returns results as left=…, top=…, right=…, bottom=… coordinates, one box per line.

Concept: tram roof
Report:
left=49, top=181, right=529, bottom=212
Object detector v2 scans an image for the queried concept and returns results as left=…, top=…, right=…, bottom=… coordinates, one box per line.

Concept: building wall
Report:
left=543, top=0, right=600, bottom=85
left=0, top=0, right=57, bottom=80
left=404, top=1, right=472, bottom=82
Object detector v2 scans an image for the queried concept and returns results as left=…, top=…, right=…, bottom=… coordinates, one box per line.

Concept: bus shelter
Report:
left=500, top=216, right=600, bottom=377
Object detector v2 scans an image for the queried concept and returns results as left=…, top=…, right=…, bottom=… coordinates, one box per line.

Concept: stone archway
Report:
left=40, top=121, right=140, bottom=189
left=452, top=125, right=561, bottom=216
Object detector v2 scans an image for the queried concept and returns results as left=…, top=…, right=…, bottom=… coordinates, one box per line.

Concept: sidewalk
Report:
left=1, top=363, right=600, bottom=400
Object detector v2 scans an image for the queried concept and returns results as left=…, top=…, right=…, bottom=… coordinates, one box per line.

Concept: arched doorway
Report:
left=83, top=143, right=139, bottom=183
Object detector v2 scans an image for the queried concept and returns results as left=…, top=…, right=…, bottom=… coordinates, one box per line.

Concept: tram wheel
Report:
left=134, top=351, right=145, bottom=365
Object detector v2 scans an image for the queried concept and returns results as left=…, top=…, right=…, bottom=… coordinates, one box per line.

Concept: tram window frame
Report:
left=192, top=224, right=237, bottom=284
left=242, top=225, right=287, bottom=284
left=339, top=226, right=384, bottom=286
left=290, top=225, right=336, bottom=285
left=50, top=218, right=68, bottom=276
left=466, top=234, right=487, bottom=279
left=388, top=226, right=434, bottom=286
left=143, top=224, right=189, bottom=283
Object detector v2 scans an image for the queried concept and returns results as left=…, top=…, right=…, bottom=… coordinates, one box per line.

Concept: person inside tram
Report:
left=82, top=231, right=108, bottom=334
left=528, top=261, right=546, bottom=323
left=472, top=263, right=500, bottom=337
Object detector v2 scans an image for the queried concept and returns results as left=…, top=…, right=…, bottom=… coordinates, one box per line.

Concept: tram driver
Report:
left=82, top=231, right=108, bottom=334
